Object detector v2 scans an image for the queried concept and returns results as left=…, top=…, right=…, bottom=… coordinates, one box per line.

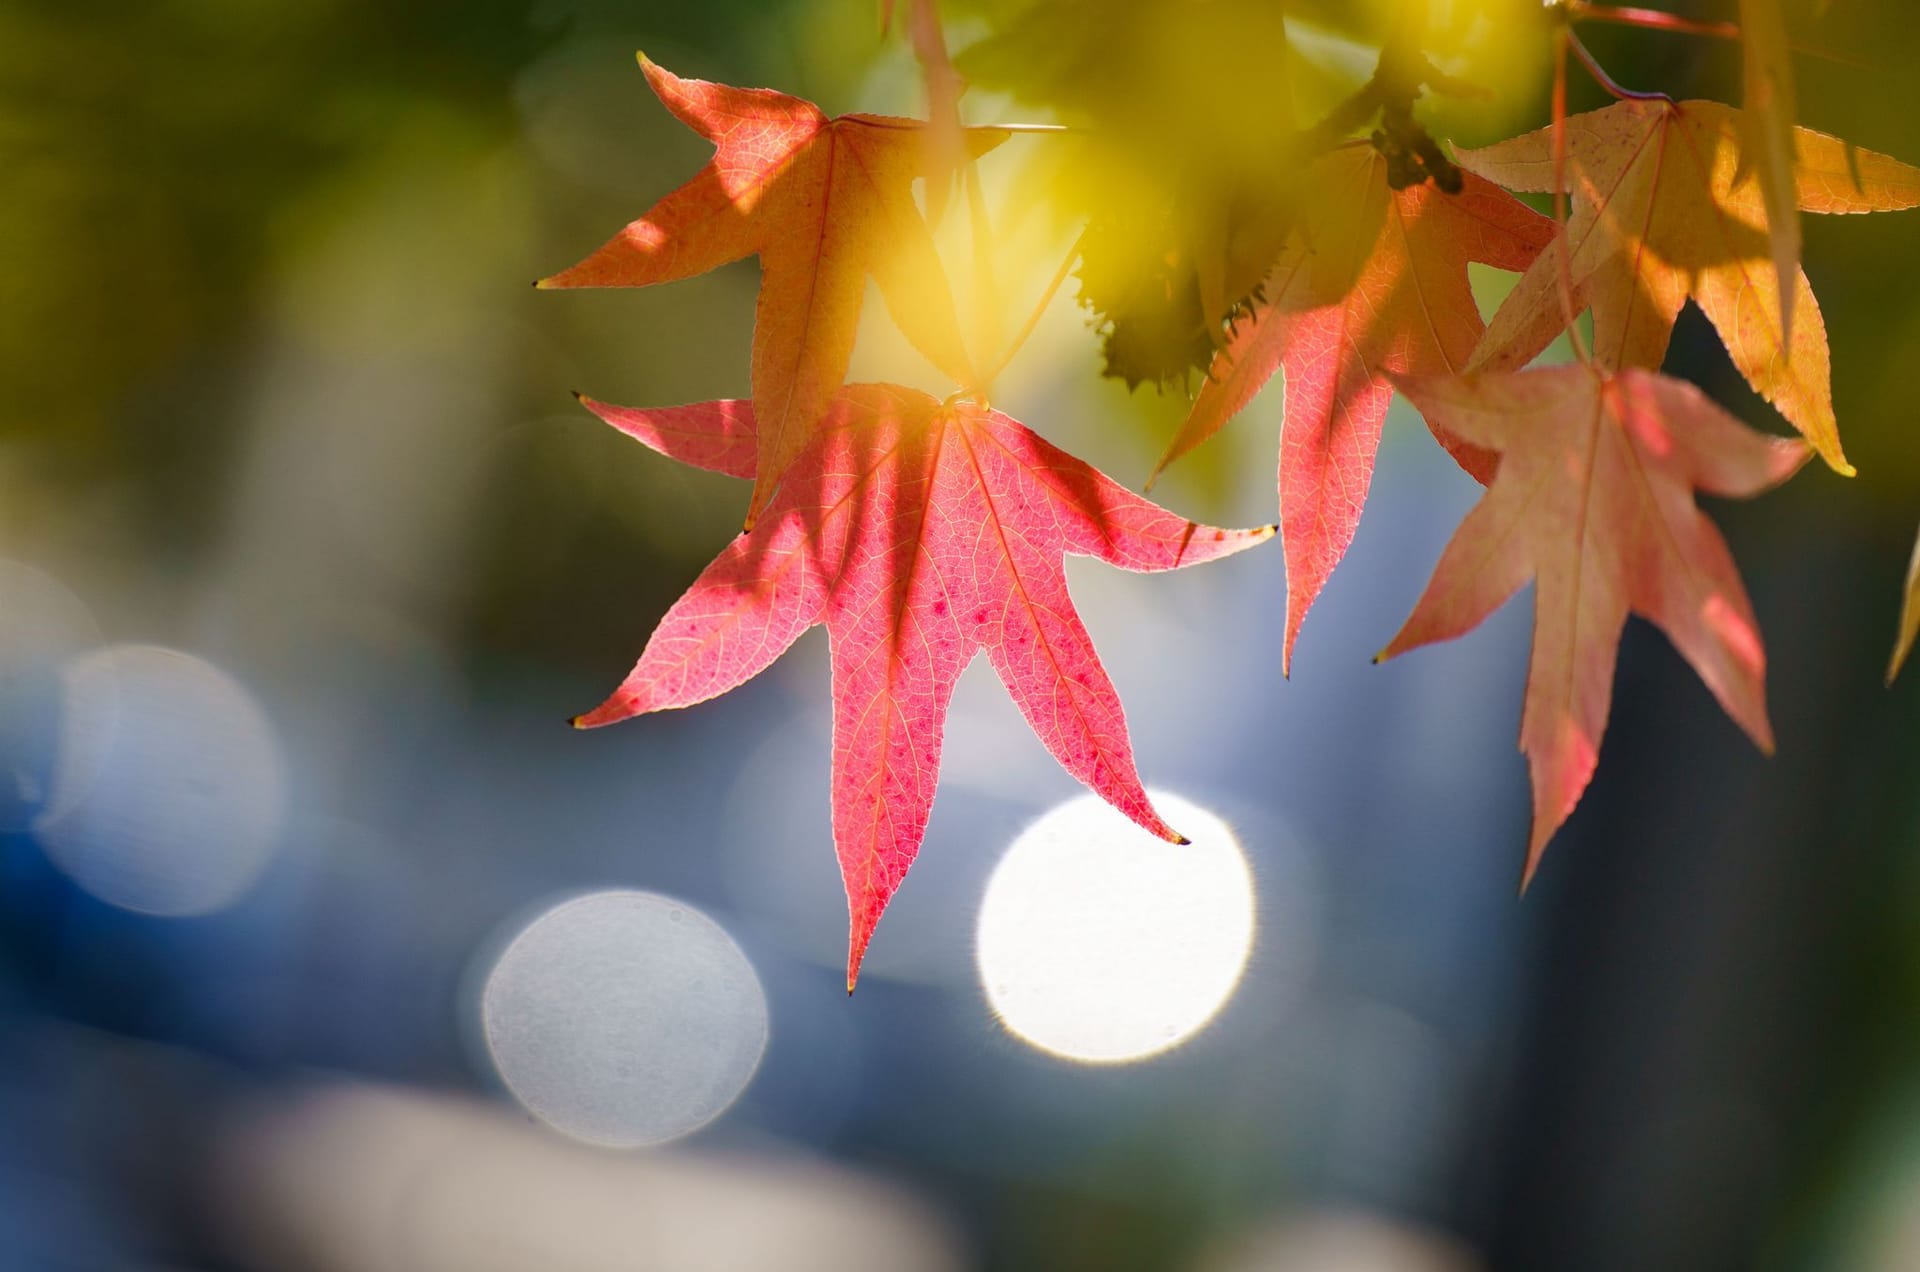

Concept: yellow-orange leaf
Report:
left=1460, top=100, right=1920, bottom=475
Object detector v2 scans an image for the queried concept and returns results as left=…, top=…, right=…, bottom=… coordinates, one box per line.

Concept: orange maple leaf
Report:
left=1150, top=147, right=1553, bottom=673
left=540, top=57, right=1006, bottom=524
left=1380, top=364, right=1809, bottom=885
left=1460, top=99, right=1920, bottom=474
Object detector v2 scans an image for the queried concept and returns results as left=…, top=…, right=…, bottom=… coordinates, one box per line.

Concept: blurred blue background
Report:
left=3, top=1, right=1920, bottom=1268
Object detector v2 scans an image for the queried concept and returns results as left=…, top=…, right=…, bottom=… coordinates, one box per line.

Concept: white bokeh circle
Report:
left=35, top=644, right=286, bottom=916
left=481, top=890, right=769, bottom=1148
left=976, top=791, right=1255, bottom=1064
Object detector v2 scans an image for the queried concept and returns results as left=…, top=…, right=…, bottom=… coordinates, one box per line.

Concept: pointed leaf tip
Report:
left=1518, top=841, right=1550, bottom=896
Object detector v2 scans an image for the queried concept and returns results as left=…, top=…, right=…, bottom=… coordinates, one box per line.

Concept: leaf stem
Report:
left=1569, top=3, right=1739, bottom=43
left=963, top=159, right=1005, bottom=372
left=1566, top=28, right=1674, bottom=103
left=1551, top=24, right=1594, bottom=368
left=975, top=230, right=1085, bottom=395
left=1566, top=1, right=1872, bottom=70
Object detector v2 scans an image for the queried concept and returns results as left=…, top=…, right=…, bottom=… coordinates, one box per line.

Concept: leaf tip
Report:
left=1516, top=850, right=1544, bottom=896
left=1888, top=616, right=1917, bottom=686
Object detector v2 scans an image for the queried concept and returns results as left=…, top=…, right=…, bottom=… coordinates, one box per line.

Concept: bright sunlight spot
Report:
left=976, top=791, right=1255, bottom=1064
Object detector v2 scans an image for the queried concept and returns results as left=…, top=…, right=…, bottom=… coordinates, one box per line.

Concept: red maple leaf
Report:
left=1150, top=147, right=1553, bottom=672
left=540, top=57, right=1005, bottom=524
left=1380, top=364, right=1809, bottom=884
left=573, top=385, right=1272, bottom=986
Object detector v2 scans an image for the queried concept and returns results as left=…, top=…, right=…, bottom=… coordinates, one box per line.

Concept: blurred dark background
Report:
left=3, top=1, right=1920, bottom=1268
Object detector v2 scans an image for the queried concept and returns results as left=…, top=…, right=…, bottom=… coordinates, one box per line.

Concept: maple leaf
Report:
left=1378, top=364, right=1809, bottom=884
left=1149, top=146, right=1555, bottom=673
left=1458, top=99, right=1920, bottom=474
left=539, top=57, right=1006, bottom=524
left=571, top=385, right=1273, bottom=987
left=1738, top=0, right=1801, bottom=341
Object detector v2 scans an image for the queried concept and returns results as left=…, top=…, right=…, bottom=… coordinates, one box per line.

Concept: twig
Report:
left=1568, top=1, right=1873, bottom=71
left=963, top=160, right=1005, bottom=373
left=1551, top=25, right=1595, bottom=368
left=1566, top=28, right=1674, bottom=102
left=976, top=231, right=1085, bottom=395
left=1570, top=3, right=1738, bottom=43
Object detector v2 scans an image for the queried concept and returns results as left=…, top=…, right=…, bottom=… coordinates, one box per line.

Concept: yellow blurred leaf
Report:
left=1891, top=522, right=1920, bottom=684
left=1740, top=0, right=1802, bottom=342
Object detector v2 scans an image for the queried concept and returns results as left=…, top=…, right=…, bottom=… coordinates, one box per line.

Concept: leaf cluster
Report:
left=540, top=0, right=1920, bottom=984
